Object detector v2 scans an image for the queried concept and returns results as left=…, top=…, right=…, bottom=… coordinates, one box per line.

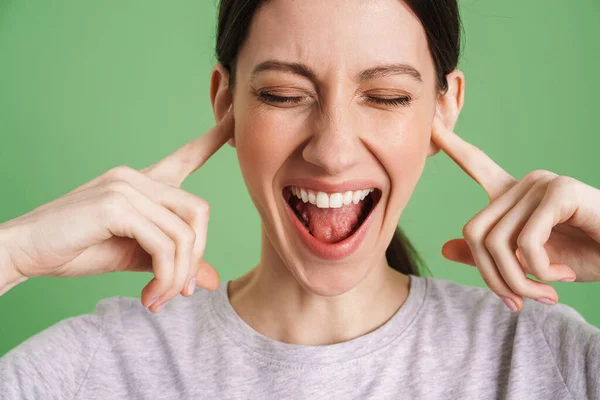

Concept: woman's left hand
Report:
left=430, top=115, right=600, bottom=311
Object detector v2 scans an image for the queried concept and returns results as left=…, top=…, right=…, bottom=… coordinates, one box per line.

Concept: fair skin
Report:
left=209, top=0, right=462, bottom=344
left=1, top=0, right=599, bottom=346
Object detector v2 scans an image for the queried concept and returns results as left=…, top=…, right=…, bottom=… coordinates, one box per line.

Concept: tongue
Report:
left=293, top=198, right=369, bottom=243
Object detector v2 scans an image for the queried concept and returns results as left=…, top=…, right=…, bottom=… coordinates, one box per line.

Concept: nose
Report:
left=302, top=104, right=362, bottom=175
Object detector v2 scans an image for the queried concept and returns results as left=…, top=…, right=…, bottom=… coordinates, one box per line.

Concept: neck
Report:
left=227, top=229, right=412, bottom=346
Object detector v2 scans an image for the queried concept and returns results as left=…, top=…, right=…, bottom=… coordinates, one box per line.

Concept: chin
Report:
left=288, top=259, right=378, bottom=297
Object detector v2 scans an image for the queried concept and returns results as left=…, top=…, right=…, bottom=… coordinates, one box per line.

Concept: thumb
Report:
left=441, top=238, right=477, bottom=267
left=193, top=260, right=221, bottom=291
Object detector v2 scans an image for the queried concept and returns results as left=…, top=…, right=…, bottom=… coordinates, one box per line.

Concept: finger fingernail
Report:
left=155, top=302, right=166, bottom=312
left=535, top=297, right=556, bottom=305
left=188, top=277, right=196, bottom=295
left=501, top=296, right=519, bottom=312
left=560, top=277, right=575, bottom=282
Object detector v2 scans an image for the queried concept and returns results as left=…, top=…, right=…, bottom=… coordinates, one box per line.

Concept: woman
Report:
left=1, top=0, right=599, bottom=398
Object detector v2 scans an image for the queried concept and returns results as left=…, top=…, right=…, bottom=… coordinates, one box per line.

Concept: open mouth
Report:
left=282, top=186, right=382, bottom=245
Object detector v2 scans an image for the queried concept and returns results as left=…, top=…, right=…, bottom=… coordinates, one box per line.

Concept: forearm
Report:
left=0, top=223, right=28, bottom=296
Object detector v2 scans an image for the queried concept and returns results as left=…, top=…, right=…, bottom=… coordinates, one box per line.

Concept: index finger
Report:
left=143, top=109, right=235, bottom=187
left=431, top=114, right=516, bottom=201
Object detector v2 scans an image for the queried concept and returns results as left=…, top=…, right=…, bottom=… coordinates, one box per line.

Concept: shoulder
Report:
left=420, top=276, right=600, bottom=397
left=86, top=286, right=225, bottom=362
left=419, top=275, right=521, bottom=324
left=0, top=287, right=219, bottom=397
left=0, top=302, right=104, bottom=397
left=421, top=275, right=599, bottom=333
left=0, top=308, right=105, bottom=366
left=417, top=275, right=599, bottom=345
left=526, top=292, right=600, bottom=398
left=532, top=295, right=600, bottom=372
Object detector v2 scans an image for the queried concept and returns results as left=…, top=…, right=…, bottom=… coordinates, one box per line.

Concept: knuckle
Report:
left=547, top=175, right=582, bottom=208
left=540, top=173, right=559, bottom=185
left=175, top=224, right=196, bottom=249
left=100, top=192, right=134, bottom=230
left=188, top=214, right=205, bottom=233
left=197, top=198, right=210, bottom=215
left=189, top=200, right=210, bottom=227
left=105, top=165, right=136, bottom=181
left=462, top=220, right=484, bottom=244
left=516, top=232, right=535, bottom=252
left=173, top=218, right=196, bottom=249
left=524, top=169, right=557, bottom=183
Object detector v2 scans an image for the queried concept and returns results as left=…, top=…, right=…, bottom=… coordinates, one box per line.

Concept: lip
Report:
left=280, top=178, right=382, bottom=194
left=281, top=184, right=381, bottom=261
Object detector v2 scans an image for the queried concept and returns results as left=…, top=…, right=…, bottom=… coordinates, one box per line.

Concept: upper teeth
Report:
left=290, top=186, right=375, bottom=209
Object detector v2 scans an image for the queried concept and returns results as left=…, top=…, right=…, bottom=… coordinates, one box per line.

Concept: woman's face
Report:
left=229, top=0, right=439, bottom=295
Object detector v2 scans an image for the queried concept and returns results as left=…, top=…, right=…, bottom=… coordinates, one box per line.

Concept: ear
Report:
left=209, top=62, right=236, bottom=147
left=427, top=69, right=465, bottom=156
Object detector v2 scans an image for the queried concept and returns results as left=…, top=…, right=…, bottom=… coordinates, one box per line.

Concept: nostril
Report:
left=301, top=136, right=361, bottom=174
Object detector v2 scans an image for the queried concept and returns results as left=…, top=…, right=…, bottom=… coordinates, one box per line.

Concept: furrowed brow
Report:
left=358, top=63, right=423, bottom=84
left=250, top=60, right=423, bottom=85
left=251, top=60, right=317, bottom=83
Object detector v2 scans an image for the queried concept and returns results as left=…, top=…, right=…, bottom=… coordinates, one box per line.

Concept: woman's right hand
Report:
left=0, top=110, right=234, bottom=312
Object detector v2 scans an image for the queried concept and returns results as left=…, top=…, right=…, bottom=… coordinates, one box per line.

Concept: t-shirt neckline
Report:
left=210, top=273, right=427, bottom=367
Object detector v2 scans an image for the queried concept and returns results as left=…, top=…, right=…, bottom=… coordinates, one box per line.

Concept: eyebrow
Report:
left=251, top=59, right=423, bottom=84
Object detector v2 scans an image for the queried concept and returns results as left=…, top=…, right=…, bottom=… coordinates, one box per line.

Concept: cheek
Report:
left=375, top=115, right=430, bottom=171
left=370, top=114, right=431, bottom=204
left=234, top=111, right=292, bottom=198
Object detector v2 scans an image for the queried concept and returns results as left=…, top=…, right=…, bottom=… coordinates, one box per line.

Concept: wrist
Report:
left=0, top=223, right=28, bottom=296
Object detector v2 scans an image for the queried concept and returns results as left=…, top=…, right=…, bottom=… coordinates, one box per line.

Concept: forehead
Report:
left=237, top=0, right=432, bottom=81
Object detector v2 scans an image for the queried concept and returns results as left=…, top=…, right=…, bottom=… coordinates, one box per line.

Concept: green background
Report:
left=1, top=0, right=598, bottom=356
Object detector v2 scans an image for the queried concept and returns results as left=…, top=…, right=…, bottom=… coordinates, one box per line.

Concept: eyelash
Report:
left=257, top=92, right=411, bottom=107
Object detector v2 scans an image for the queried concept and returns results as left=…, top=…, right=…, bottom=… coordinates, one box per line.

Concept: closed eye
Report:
left=257, top=92, right=412, bottom=107
left=365, top=96, right=411, bottom=107
left=258, top=92, right=304, bottom=104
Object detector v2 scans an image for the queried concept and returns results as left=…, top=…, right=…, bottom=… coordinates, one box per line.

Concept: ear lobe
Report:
left=210, top=63, right=236, bottom=147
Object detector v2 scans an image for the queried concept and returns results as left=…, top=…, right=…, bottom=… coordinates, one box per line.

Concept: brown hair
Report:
left=215, top=0, right=463, bottom=276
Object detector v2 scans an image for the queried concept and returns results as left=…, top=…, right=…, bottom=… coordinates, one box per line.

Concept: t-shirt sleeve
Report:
left=537, top=302, right=600, bottom=400
left=0, top=312, right=104, bottom=400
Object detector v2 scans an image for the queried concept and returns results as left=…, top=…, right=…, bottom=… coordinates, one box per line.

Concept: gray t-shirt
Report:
left=1, top=274, right=599, bottom=399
